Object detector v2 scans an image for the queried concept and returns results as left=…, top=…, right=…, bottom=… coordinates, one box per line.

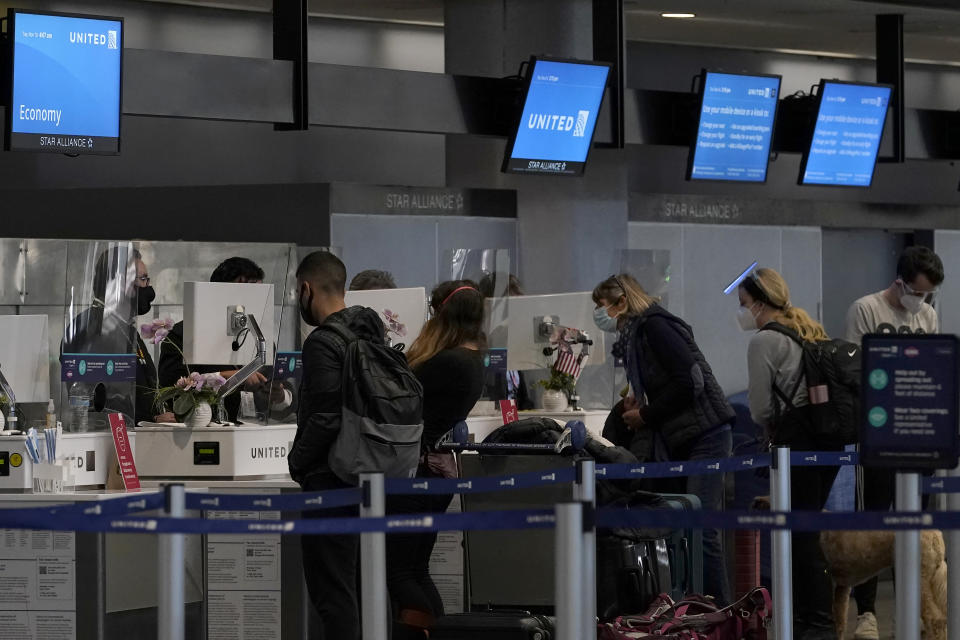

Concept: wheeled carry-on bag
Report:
left=432, top=610, right=555, bottom=640
left=597, top=535, right=672, bottom=620
left=659, top=492, right=703, bottom=600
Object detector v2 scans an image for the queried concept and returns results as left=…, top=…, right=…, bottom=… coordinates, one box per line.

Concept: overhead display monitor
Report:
left=799, top=80, right=892, bottom=187
left=502, top=57, right=610, bottom=176
left=6, top=9, right=123, bottom=154
left=687, top=71, right=781, bottom=183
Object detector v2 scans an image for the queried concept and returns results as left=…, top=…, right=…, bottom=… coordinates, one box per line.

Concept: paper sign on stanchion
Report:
left=108, top=414, right=140, bottom=491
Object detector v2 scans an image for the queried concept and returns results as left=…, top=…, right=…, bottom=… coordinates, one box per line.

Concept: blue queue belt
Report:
left=923, top=476, right=960, bottom=494
left=184, top=487, right=362, bottom=512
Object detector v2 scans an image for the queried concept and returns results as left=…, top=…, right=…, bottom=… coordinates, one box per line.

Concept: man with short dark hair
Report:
left=349, top=269, right=397, bottom=291
left=290, top=251, right=389, bottom=640
left=844, top=244, right=944, bottom=640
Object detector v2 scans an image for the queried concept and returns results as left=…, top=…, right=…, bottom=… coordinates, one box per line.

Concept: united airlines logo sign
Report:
left=69, top=30, right=117, bottom=48
left=526, top=110, right=591, bottom=137
left=573, top=110, right=589, bottom=137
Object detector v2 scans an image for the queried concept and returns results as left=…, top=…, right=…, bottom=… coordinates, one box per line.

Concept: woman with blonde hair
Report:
left=593, top=273, right=735, bottom=606
left=737, top=267, right=838, bottom=640
left=388, top=280, right=486, bottom=639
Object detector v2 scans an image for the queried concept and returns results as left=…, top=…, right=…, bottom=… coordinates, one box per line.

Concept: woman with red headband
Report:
left=387, top=279, right=486, bottom=639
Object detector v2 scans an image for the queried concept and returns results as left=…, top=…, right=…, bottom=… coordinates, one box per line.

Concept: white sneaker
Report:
left=854, top=612, right=880, bottom=640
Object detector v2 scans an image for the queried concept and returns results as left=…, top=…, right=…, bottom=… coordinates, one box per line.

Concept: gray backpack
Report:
left=321, top=322, right=424, bottom=485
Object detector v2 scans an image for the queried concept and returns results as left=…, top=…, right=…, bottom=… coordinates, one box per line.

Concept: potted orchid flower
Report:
left=154, top=372, right=227, bottom=427
left=141, top=318, right=224, bottom=427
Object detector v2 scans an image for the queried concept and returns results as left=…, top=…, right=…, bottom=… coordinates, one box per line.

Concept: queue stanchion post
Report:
left=360, top=472, right=387, bottom=640
left=948, top=464, right=960, bottom=639
left=770, top=447, right=792, bottom=640
left=895, top=471, right=921, bottom=640
left=554, top=502, right=584, bottom=640
left=158, top=484, right=186, bottom=640
left=573, top=458, right=597, bottom=638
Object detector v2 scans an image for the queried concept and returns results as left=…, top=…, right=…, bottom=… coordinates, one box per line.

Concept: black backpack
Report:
left=320, top=322, right=424, bottom=485
left=763, top=323, right=861, bottom=447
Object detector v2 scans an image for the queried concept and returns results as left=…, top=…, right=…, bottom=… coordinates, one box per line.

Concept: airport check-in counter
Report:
left=135, top=423, right=311, bottom=640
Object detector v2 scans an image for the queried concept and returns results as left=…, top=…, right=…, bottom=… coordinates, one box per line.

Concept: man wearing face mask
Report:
left=62, top=246, right=174, bottom=429
left=843, top=245, right=943, bottom=640
left=288, top=251, right=391, bottom=640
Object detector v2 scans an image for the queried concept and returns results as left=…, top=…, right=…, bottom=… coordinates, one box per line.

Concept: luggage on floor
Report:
left=432, top=610, right=554, bottom=640
left=659, top=492, right=704, bottom=600
left=597, top=587, right=771, bottom=640
left=597, top=535, right=672, bottom=620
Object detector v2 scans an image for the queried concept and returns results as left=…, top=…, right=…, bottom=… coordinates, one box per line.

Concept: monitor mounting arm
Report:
left=0, top=364, right=17, bottom=431
left=213, top=308, right=267, bottom=423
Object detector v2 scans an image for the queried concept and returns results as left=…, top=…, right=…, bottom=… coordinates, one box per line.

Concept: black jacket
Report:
left=288, top=305, right=386, bottom=485
left=625, top=305, right=735, bottom=457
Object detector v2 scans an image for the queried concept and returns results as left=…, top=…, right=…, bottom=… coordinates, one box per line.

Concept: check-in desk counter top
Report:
left=465, top=409, right=610, bottom=443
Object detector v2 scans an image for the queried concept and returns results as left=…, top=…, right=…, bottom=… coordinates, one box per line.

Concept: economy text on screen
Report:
left=506, top=60, right=609, bottom=176
left=801, top=82, right=891, bottom=187
left=690, top=72, right=780, bottom=182
left=10, top=12, right=122, bottom=153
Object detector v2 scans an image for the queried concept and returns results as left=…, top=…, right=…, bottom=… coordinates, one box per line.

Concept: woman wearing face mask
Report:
left=737, top=267, right=838, bottom=640
left=592, top=273, right=735, bottom=607
left=62, top=245, right=174, bottom=429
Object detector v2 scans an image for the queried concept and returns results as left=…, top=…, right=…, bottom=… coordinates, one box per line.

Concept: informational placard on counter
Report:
left=60, top=354, right=137, bottom=383
left=860, top=334, right=960, bottom=470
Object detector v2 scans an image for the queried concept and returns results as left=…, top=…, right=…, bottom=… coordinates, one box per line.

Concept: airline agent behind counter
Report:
left=62, top=246, right=175, bottom=428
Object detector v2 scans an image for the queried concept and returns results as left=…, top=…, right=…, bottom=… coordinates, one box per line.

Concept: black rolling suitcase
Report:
left=596, top=535, right=671, bottom=620
left=432, top=610, right=554, bottom=640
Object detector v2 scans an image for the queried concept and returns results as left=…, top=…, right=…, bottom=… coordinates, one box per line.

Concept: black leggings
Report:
left=791, top=463, right=840, bottom=639
left=385, top=490, right=454, bottom=636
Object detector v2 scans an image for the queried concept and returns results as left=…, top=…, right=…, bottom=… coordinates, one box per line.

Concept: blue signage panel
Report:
left=688, top=72, right=781, bottom=183
left=8, top=11, right=123, bottom=154
left=860, top=334, right=959, bottom=470
left=800, top=81, right=891, bottom=187
left=61, top=354, right=138, bottom=383
left=504, top=59, right=610, bottom=176
left=273, top=352, right=303, bottom=383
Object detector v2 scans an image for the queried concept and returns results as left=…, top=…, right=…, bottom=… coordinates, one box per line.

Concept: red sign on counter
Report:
left=499, top=399, right=519, bottom=425
left=108, top=413, right=141, bottom=491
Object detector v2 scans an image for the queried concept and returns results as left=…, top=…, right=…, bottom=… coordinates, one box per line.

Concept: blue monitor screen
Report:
left=688, top=72, right=780, bottom=182
left=504, top=59, right=610, bottom=176
left=8, top=11, right=123, bottom=154
left=800, top=81, right=892, bottom=187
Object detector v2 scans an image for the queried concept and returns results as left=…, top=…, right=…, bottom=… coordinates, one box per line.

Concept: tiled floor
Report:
left=844, top=578, right=895, bottom=639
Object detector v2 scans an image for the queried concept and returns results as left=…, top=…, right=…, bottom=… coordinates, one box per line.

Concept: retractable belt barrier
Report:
left=0, top=450, right=949, bottom=536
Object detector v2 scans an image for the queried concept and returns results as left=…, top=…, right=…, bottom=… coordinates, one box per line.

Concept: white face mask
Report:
left=593, top=305, right=620, bottom=333
left=898, top=281, right=929, bottom=315
left=737, top=304, right=761, bottom=332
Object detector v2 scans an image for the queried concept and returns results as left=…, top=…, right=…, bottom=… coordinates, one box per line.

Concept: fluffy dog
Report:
left=820, top=528, right=946, bottom=640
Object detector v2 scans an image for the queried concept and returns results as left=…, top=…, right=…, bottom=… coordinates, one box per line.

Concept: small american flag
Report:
left=555, top=348, right=587, bottom=380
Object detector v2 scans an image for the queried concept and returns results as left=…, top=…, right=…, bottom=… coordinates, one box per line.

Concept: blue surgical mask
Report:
left=593, top=305, right=619, bottom=333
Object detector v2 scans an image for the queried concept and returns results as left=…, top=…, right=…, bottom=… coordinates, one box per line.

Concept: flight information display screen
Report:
left=799, top=81, right=892, bottom=187
left=503, top=58, right=610, bottom=176
left=687, top=71, right=781, bottom=182
left=7, top=10, right=123, bottom=154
